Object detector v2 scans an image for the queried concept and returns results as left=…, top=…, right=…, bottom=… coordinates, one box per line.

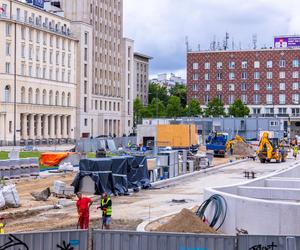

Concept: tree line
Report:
left=134, top=83, right=250, bottom=125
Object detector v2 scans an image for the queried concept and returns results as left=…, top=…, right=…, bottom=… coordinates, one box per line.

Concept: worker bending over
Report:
left=76, top=192, right=93, bottom=229
left=98, top=192, right=112, bottom=229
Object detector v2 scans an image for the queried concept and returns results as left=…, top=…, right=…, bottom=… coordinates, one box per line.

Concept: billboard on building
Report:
left=33, top=0, right=44, bottom=8
left=274, top=36, right=300, bottom=48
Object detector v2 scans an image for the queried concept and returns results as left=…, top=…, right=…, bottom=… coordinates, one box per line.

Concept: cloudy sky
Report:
left=124, top=0, right=300, bottom=78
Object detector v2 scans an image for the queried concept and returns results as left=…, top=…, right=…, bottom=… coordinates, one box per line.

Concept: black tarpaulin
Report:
left=127, top=156, right=151, bottom=189
left=111, top=157, right=129, bottom=195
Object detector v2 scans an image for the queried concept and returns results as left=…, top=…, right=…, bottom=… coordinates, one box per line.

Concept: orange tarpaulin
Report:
left=40, top=152, right=75, bottom=167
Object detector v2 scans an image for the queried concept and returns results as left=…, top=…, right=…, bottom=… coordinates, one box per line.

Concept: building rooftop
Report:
left=134, top=52, right=153, bottom=60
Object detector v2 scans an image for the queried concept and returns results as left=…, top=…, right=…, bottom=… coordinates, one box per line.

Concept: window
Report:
left=56, top=69, right=59, bottom=81
left=49, top=51, right=53, bottom=64
left=254, top=83, right=260, bottom=91
left=279, top=82, right=285, bottom=91
left=1, top=4, right=7, bottom=16
left=267, top=60, right=273, bottom=68
left=293, top=94, right=299, bottom=104
left=192, top=73, right=199, bottom=80
left=29, top=29, right=32, bottom=41
left=5, top=23, right=11, bottom=37
left=266, top=72, right=272, bottom=79
left=21, top=87, right=25, bottom=103
left=266, top=94, right=273, bottom=104
left=36, top=48, right=40, bottom=61
left=229, top=72, right=235, bottom=80
left=192, top=84, right=198, bottom=91
left=84, top=97, right=87, bottom=112
left=4, top=85, right=10, bottom=102
left=253, top=108, right=261, bottom=114
left=241, top=94, right=247, bottom=104
left=56, top=52, right=59, bottom=65
left=43, top=49, right=46, bottom=62
left=217, top=72, right=222, bottom=80
left=253, top=94, right=260, bottom=104
left=205, top=73, right=210, bottom=80
left=293, top=71, right=299, bottom=79
left=217, top=84, right=222, bottom=91
left=266, top=108, right=274, bottom=115
left=229, top=84, right=235, bottom=91
left=21, top=64, right=25, bottom=76
left=217, top=62, right=222, bottom=69
left=266, top=83, right=272, bottom=91
left=68, top=54, right=71, bottom=68
left=21, top=27, right=25, bottom=40
left=241, top=83, right=247, bottom=91
left=293, top=82, right=299, bottom=90
left=84, top=48, right=88, bottom=61
left=84, top=32, right=88, bottom=45
left=205, top=84, right=210, bottom=91
left=241, top=72, right=248, bottom=79
left=279, top=94, right=286, bottom=104
left=229, top=61, right=235, bottom=69
left=36, top=31, right=40, bottom=43
left=254, top=61, right=260, bottom=68
left=28, top=65, right=32, bottom=76
left=241, top=61, right=247, bottom=69
left=279, top=71, right=285, bottom=79
left=204, top=62, right=210, bottom=69
left=204, top=94, right=210, bottom=104
left=5, top=42, right=10, bottom=56
left=21, top=44, right=25, bottom=58
left=293, top=59, right=299, bottom=68
left=62, top=53, right=65, bottom=66
left=216, top=94, right=222, bottom=101
left=192, top=62, right=198, bottom=70
left=5, top=62, right=10, bottom=74
left=228, top=95, right=235, bottom=104
left=49, top=69, right=53, bottom=80
left=254, top=72, right=260, bottom=79
left=278, top=108, right=287, bottom=115
left=279, top=59, right=286, bottom=68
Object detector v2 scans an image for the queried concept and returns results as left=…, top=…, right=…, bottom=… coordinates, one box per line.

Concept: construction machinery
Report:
left=226, top=135, right=246, bottom=152
left=257, top=132, right=287, bottom=163
left=206, top=132, right=228, bottom=157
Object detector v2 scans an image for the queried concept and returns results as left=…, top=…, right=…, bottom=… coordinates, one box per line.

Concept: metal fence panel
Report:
left=238, top=235, right=300, bottom=250
left=93, top=230, right=235, bottom=250
left=0, top=230, right=88, bottom=250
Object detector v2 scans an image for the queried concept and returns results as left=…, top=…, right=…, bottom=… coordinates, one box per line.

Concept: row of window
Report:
left=200, top=94, right=299, bottom=105
left=5, top=62, right=72, bottom=83
left=2, top=5, right=71, bottom=36
left=192, top=82, right=300, bottom=92
left=85, top=98, right=121, bottom=113
left=3, top=85, right=72, bottom=107
left=192, top=71, right=298, bottom=81
left=192, top=59, right=300, bottom=70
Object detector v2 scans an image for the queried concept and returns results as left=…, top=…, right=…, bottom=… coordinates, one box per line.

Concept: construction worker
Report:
left=76, top=192, right=93, bottom=229
left=293, top=145, right=299, bottom=160
left=98, top=192, right=112, bottom=229
left=229, top=143, right=234, bottom=156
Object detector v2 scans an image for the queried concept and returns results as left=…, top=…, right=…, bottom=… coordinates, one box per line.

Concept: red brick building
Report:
left=187, top=48, right=300, bottom=116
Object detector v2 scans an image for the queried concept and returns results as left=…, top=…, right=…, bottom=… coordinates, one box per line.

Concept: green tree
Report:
left=133, top=98, right=144, bottom=125
left=166, top=96, right=182, bottom=118
left=205, top=98, right=226, bottom=117
left=228, top=99, right=250, bottom=117
left=148, top=83, right=169, bottom=105
left=148, top=98, right=166, bottom=117
left=169, top=83, right=187, bottom=107
left=185, top=99, right=202, bottom=117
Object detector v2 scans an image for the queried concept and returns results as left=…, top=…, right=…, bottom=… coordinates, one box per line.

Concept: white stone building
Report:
left=0, top=0, right=77, bottom=145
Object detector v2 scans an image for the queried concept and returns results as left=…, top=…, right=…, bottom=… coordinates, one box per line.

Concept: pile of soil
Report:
left=154, top=208, right=217, bottom=234
left=234, top=141, right=255, bottom=156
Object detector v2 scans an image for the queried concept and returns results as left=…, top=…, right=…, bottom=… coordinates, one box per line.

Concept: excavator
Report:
left=257, top=132, right=287, bottom=163
left=226, top=135, right=246, bottom=152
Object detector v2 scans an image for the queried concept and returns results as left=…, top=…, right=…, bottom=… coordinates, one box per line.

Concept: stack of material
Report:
left=53, top=181, right=74, bottom=197
left=233, top=141, right=255, bottom=157
left=31, top=187, right=51, bottom=201
left=154, top=208, right=217, bottom=234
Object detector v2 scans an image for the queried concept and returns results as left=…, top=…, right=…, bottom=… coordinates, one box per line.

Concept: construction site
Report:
left=0, top=123, right=298, bottom=249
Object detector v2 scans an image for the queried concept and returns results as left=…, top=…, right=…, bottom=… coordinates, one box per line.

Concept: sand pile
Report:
left=154, top=208, right=217, bottom=234
left=233, top=141, right=255, bottom=156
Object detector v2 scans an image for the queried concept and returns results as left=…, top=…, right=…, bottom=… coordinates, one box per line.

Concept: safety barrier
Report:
left=1, top=229, right=299, bottom=249
left=0, top=230, right=88, bottom=250
left=92, top=230, right=235, bottom=250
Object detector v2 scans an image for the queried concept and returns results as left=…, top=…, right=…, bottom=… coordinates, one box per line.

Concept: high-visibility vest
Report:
left=0, top=223, right=5, bottom=234
left=101, top=197, right=112, bottom=216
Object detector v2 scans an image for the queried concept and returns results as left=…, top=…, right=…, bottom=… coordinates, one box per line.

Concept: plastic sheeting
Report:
left=40, top=152, right=76, bottom=166
left=72, top=156, right=150, bottom=195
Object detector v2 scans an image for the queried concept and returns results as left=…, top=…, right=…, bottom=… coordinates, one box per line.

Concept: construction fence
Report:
left=0, top=229, right=299, bottom=250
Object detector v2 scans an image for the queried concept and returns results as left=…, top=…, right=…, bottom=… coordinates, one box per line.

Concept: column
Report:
left=37, top=114, right=42, bottom=139
left=62, top=115, right=68, bottom=138
left=50, top=115, right=55, bottom=138
left=43, top=115, right=49, bottom=139
left=29, top=114, right=35, bottom=140
left=21, top=114, right=27, bottom=140
left=56, top=115, right=61, bottom=139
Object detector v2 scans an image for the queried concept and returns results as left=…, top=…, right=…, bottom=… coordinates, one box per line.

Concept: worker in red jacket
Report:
left=76, top=192, right=93, bottom=229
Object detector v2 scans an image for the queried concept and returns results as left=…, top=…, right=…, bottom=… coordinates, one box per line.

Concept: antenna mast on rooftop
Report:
left=223, top=32, right=229, bottom=50
left=252, top=34, right=257, bottom=49
left=185, top=36, right=189, bottom=52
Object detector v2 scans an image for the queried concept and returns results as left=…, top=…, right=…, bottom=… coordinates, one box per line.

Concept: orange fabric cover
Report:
left=40, top=152, right=74, bottom=166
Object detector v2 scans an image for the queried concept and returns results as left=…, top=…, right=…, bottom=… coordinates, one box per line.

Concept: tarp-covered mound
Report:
left=72, top=156, right=150, bottom=195
left=40, top=152, right=76, bottom=166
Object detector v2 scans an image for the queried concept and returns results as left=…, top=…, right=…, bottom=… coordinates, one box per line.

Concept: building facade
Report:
left=0, top=0, right=77, bottom=145
left=133, top=52, right=152, bottom=105
left=60, top=0, right=126, bottom=138
left=187, top=48, right=300, bottom=117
